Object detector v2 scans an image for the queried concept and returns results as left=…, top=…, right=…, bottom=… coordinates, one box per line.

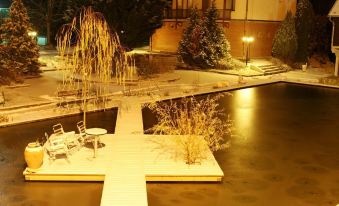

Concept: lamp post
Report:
left=242, top=36, right=254, bottom=66
left=83, top=72, right=88, bottom=126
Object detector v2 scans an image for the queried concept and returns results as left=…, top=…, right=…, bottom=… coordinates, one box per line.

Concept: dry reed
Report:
left=145, top=93, right=233, bottom=164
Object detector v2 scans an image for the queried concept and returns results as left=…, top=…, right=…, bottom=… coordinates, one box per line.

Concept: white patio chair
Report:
left=44, top=132, right=69, bottom=161
left=76, top=121, right=94, bottom=145
left=52, top=123, right=80, bottom=153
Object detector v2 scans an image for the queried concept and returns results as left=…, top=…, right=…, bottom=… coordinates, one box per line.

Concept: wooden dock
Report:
left=100, top=135, right=147, bottom=206
left=24, top=135, right=224, bottom=204
left=24, top=135, right=224, bottom=182
left=24, top=101, right=223, bottom=206
left=114, top=99, right=144, bottom=135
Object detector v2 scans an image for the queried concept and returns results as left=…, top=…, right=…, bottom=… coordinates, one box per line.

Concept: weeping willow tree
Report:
left=57, top=7, right=135, bottom=125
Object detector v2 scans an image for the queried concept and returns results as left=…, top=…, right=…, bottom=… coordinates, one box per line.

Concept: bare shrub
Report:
left=0, top=114, right=9, bottom=123
left=145, top=93, right=233, bottom=164
left=216, top=58, right=246, bottom=70
left=135, top=54, right=175, bottom=77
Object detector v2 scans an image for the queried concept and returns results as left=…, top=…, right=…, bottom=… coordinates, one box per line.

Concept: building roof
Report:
left=329, top=0, right=339, bottom=17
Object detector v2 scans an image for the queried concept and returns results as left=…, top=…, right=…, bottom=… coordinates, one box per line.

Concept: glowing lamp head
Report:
left=28, top=31, right=37, bottom=37
left=242, top=36, right=254, bottom=43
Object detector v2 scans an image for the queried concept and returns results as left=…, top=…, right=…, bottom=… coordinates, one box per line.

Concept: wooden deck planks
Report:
left=143, top=135, right=223, bottom=182
left=24, top=134, right=223, bottom=206
left=115, top=100, right=144, bottom=134
left=23, top=102, right=223, bottom=206
left=100, top=135, right=147, bottom=206
left=24, top=135, right=224, bottom=182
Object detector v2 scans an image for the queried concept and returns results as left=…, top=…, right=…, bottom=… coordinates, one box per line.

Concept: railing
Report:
left=164, top=9, right=232, bottom=20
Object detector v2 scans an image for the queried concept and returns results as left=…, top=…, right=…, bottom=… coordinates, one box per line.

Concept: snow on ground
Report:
left=0, top=50, right=337, bottom=126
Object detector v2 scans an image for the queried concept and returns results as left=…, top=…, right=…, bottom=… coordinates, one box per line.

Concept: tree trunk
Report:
left=46, top=0, right=53, bottom=48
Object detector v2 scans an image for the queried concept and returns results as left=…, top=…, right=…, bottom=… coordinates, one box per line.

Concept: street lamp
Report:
left=242, top=36, right=254, bottom=66
left=28, top=31, right=37, bottom=39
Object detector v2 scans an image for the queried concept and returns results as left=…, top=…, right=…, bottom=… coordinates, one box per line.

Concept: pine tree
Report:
left=0, top=0, right=40, bottom=75
left=178, top=8, right=210, bottom=68
left=94, top=0, right=168, bottom=48
left=295, top=0, right=314, bottom=63
left=272, top=11, right=298, bottom=62
left=203, top=0, right=231, bottom=66
left=179, top=2, right=231, bottom=68
left=0, top=46, right=22, bottom=84
left=0, top=18, right=3, bottom=44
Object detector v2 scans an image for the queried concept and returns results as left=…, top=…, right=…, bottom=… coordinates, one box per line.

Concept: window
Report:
left=164, top=0, right=235, bottom=19
left=0, top=8, right=9, bottom=19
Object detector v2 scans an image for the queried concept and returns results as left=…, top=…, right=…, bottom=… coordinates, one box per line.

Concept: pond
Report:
left=1, top=83, right=339, bottom=206
left=143, top=83, right=339, bottom=206
left=0, top=109, right=117, bottom=206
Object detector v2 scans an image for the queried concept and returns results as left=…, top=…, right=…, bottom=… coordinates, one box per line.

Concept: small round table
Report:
left=85, top=128, right=107, bottom=158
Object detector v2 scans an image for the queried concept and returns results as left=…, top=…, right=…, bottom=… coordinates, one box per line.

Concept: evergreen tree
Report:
left=0, top=0, right=40, bottom=75
left=24, top=0, right=68, bottom=47
left=179, top=2, right=231, bottom=68
left=0, top=17, right=3, bottom=44
left=295, top=0, right=315, bottom=63
left=63, top=0, right=93, bottom=22
left=203, top=0, right=231, bottom=66
left=272, top=11, right=298, bottom=62
left=308, top=15, right=331, bottom=56
left=0, top=46, right=22, bottom=84
left=94, top=0, right=168, bottom=48
left=178, top=8, right=210, bottom=68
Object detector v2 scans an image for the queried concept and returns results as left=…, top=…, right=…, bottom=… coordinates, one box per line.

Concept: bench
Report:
left=0, top=91, right=5, bottom=107
left=57, top=89, right=83, bottom=98
left=57, top=89, right=83, bottom=109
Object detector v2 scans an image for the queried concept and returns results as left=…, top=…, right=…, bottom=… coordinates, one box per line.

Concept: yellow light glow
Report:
left=242, top=36, right=254, bottom=43
left=237, top=87, right=255, bottom=103
left=28, top=31, right=37, bottom=37
left=233, top=88, right=256, bottom=139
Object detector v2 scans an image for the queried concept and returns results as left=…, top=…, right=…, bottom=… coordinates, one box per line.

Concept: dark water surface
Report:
left=0, top=109, right=117, bottom=206
left=143, top=83, right=339, bottom=206
left=1, top=83, right=339, bottom=206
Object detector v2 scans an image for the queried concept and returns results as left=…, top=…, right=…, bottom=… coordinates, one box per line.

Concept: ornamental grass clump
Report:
left=146, top=93, right=233, bottom=164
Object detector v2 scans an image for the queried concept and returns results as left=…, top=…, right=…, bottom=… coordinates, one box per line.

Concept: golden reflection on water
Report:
left=232, top=87, right=256, bottom=138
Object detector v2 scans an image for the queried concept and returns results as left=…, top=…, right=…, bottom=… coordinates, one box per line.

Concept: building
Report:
left=0, top=0, right=10, bottom=19
left=329, top=0, right=339, bottom=76
left=0, top=8, right=9, bottom=19
left=150, top=0, right=297, bottom=58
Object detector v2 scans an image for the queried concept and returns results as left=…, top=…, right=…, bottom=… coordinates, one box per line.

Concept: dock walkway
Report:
left=101, top=100, right=147, bottom=205
left=24, top=100, right=223, bottom=206
left=101, top=135, right=147, bottom=206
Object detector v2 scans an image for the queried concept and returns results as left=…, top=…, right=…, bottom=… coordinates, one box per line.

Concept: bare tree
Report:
left=145, top=93, right=233, bottom=164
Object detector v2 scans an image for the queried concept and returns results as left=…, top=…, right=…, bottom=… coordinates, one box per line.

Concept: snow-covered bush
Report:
left=272, top=11, right=298, bottom=62
left=295, top=0, right=314, bottom=63
left=178, top=1, right=231, bottom=69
